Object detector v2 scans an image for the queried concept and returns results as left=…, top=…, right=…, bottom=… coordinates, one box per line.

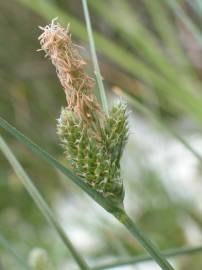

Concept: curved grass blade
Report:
left=0, top=135, right=90, bottom=270
left=92, top=245, right=202, bottom=270
left=0, top=234, right=30, bottom=270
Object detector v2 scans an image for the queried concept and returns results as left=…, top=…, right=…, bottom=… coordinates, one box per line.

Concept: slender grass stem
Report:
left=112, top=209, right=174, bottom=270
left=0, top=135, right=91, bottom=270
left=81, top=0, right=108, bottom=114
left=93, top=245, right=202, bottom=270
left=0, top=234, right=30, bottom=270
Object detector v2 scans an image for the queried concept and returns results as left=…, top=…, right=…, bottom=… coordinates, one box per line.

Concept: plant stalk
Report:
left=81, top=0, right=108, bottom=114
left=112, top=209, right=175, bottom=270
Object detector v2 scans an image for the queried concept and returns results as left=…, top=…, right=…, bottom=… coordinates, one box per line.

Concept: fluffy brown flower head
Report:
left=38, top=18, right=101, bottom=121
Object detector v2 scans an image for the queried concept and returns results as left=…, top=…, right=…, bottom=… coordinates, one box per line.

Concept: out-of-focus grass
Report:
left=16, top=0, right=202, bottom=123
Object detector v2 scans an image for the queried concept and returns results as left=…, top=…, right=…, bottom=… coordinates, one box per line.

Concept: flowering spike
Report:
left=38, top=18, right=100, bottom=122
left=39, top=19, right=129, bottom=205
left=57, top=104, right=127, bottom=204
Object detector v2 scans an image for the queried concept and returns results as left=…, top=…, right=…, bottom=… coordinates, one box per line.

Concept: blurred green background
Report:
left=1, top=0, right=202, bottom=269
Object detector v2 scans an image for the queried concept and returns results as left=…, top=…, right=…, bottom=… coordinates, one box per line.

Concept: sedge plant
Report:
left=38, top=18, right=127, bottom=207
left=1, top=0, right=202, bottom=269
left=36, top=1, right=174, bottom=267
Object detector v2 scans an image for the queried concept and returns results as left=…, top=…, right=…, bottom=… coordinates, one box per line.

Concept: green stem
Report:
left=93, top=245, right=202, bottom=270
left=81, top=0, right=108, bottom=114
left=113, top=209, right=175, bottom=270
left=0, top=135, right=90, bottom=270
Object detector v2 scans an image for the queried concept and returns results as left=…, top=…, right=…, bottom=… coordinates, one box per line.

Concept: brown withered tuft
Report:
left=38, top=18, right=101, bottom=121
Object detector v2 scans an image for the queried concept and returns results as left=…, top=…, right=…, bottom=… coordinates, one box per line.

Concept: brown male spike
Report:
left=38, top=18, right=101, bottom=122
